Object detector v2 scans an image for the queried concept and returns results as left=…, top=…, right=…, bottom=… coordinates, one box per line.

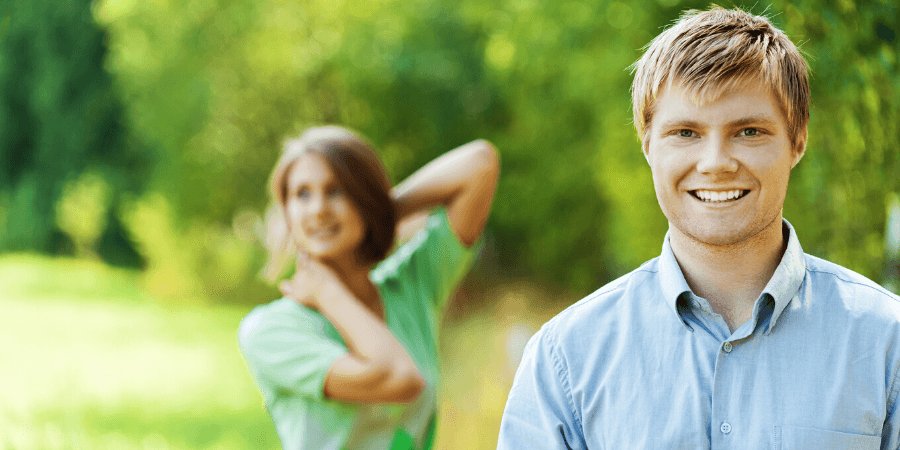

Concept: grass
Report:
left=0, top=254, right=568, bottom=450
left=0, top=255, right=278, bottom=449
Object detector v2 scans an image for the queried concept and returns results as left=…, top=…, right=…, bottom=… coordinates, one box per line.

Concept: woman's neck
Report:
left=326, top=256, right=383, bottom=316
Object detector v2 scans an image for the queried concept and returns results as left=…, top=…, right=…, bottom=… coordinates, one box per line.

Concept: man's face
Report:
left=644, top=79, right=804, bottom=246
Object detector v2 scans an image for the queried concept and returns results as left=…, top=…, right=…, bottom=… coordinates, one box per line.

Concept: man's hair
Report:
left=262, top=125, right=396, bottom=281
left=631, top=7, right=809, bottom=150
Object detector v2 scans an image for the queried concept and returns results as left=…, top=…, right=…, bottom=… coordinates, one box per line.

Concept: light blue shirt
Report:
left=499, top=221, right=900, bottom=450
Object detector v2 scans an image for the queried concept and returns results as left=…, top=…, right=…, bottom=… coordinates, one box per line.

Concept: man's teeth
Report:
left=694, top=190, right=746, bottom=202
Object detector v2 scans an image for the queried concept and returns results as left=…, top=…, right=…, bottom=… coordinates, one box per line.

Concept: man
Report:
left=498, top=7, right=900, bottom=449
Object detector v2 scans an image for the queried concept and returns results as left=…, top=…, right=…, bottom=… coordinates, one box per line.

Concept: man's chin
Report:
left=676, top=223, right=755, bottom=247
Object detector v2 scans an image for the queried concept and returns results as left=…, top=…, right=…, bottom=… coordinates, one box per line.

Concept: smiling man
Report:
left=498, top=7, right=900, bottom=449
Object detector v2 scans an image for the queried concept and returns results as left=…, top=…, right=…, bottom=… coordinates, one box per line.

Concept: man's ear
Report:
left=791, top=126, right=808, bottom=168
left=642, top=134, right=651, bottom=164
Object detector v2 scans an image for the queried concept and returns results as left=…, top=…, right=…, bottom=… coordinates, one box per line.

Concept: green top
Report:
left=239, top=207, right=476, bottom=450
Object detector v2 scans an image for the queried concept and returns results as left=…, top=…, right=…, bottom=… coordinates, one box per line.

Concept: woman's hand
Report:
left=279, top=254, right=426, bottom=404
left=279, top=254, right=341, bottom=310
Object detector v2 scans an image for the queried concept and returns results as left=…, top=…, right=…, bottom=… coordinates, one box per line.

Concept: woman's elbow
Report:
left=460, top=140, right=499, bottom=190
left=392, top=369, right=426, bottom=403
left=368, top=363, right=426, bottom=403
left=472, top=139, right=500, bottom=175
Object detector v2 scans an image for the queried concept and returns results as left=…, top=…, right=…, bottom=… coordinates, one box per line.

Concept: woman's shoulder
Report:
left=239, top=297, right=329, bottom=340
left=373, top=207, right=463, bottom=278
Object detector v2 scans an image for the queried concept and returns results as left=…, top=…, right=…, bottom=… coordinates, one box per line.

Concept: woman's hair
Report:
left=262, top=125, right=396, bottom=281
left=631, top=7, right=810, bottom=152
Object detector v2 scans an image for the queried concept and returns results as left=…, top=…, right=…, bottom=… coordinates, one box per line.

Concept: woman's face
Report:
left=284, top=152, right=366, bottom=265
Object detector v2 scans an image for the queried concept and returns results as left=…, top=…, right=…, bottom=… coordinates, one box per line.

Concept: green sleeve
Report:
left=402, top=206, right=479, bottom=311
left=238, top=303, right=347, bottom=400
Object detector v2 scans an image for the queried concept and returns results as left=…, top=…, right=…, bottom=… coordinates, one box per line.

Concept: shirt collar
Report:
left=657, top=219, right=807, bottom=333
left=658, top=234, right=694, bottom=327
left=759, top=219, right=806, bottom=333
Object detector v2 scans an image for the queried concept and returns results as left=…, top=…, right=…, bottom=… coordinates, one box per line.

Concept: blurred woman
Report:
left=238, top=125, right=499, bottom=449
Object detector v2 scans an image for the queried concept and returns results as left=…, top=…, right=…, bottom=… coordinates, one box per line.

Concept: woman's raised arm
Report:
left=392, top=140, right=500, bottom=246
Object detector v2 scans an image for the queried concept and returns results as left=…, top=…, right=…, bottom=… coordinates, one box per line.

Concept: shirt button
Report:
left=720, top=422, right=732, bottom=434
left=722, top=341, right=733, bottom=353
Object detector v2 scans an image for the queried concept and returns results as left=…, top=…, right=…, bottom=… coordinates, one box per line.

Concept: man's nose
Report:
left=696, top=136, right=739, bottom=174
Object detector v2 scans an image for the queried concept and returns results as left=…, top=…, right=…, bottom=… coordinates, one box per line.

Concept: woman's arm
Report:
left=392, top=140, right=500, bottom=246
left=279, top=261, right=425, bottom=403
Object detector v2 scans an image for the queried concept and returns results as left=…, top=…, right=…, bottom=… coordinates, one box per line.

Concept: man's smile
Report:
left=688, top=189, right=751, bottom=203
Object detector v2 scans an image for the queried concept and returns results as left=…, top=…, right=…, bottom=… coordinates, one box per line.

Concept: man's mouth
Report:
left=689, top=189, right=750, bottom=203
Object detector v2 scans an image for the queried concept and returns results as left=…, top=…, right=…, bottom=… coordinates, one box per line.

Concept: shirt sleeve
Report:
left=884, top=365, right=900, bottom=450
left=396, top=206, right=478, bottom=311
left=238, top=304, right=348, bottom=400
left=498, top=324, right=586, bottom=450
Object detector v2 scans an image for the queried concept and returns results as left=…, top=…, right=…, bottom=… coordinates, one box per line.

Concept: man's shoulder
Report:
left=540, top=258, right=663, bottom=338
left=804, top=254, right=898, bottom=299
left=802, top=253, right=900, bottom=317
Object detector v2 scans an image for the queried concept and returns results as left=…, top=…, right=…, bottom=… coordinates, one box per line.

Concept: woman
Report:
left=238, top=125, right=499, bottom=449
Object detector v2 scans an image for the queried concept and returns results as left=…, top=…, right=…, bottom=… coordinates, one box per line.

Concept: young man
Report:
left=498, top=7, right=900, bottom=449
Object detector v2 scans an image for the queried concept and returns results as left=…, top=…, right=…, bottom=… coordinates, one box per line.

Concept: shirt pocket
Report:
left=775, top=425, right=881, bottom=450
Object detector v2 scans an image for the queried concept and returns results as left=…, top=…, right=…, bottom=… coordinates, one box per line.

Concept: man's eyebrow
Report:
left=657, top=115, right=779, bottom=130
left=658, top=119, right=703, bottom=130
left=727, top=115, right=779, bottom=128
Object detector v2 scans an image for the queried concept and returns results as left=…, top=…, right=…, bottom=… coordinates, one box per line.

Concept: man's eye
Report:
left=739, top=128, right=760, bottom=137
left=677, top=129, right=696, bottom=138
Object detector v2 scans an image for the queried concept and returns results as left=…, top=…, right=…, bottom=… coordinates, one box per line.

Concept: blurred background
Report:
left=1, top=0, right=896, bottom=448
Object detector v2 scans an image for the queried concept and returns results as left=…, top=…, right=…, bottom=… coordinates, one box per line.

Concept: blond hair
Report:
left=631, top=7, right=809, bottom=150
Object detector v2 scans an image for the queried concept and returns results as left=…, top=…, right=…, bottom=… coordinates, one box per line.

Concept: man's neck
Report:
left=669, top=218, right=787, bottom=331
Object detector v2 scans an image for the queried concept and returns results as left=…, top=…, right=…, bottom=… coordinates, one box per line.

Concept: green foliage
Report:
left=120, top=193, right=271, bottom=303
left=5, top=0, right=897, bottom=297
left=56, top=172, right=110, bottom=258
left=777, top=0, right=898, bottom=279
left=0, top=0, right=147, bottom=259
left=120, top=194, right=203, bottom=300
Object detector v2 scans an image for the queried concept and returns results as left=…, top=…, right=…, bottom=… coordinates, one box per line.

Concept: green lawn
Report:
left=0, top=255, right=279, bottom=449
left=0, top=254, right=563, bottom=450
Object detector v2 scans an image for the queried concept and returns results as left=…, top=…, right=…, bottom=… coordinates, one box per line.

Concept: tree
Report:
left=0, top=0, right=146, bottom=264
left=89, top=0, right=898, bottom=300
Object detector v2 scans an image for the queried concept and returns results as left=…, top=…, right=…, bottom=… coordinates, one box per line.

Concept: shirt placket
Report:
left=705, top=298, right=769, bottom=450
left=686, top=295, right=748, bottom=450
left=710, top=335, right=740, bottom=449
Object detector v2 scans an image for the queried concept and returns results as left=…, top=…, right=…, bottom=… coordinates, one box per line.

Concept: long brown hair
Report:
left=262, top=126, right=396, bottom=281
